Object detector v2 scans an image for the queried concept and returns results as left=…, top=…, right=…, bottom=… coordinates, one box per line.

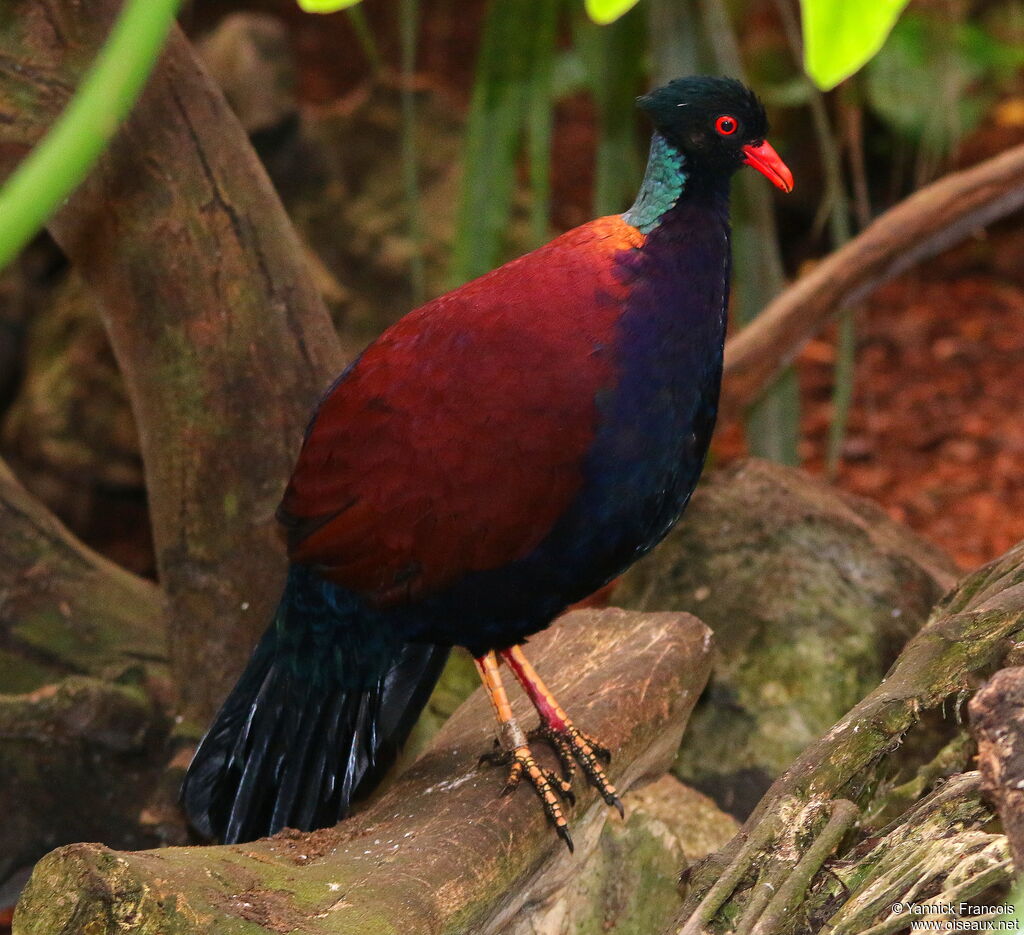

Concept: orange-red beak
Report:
left=742, top=140, right=794, bottom=193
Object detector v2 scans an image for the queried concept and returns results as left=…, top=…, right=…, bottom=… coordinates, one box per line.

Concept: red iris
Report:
left=715, top=115, right=738, bottom=136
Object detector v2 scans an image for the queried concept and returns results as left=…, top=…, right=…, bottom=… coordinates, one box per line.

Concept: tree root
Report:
left=0, top=0, right=342, bottom=723
left=673, top=541, right=1024, bottom=933
left=0, top=459, right=166, bottom=692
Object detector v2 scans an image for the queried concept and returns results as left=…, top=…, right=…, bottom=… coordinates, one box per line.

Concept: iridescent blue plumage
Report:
left=183, top=75, right=792, bottom=846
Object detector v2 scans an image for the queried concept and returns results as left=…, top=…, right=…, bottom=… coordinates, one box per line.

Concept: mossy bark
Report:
left=0, top=458, right=165, bottom=693
left=0, top=677, right=168, bottom=882
left=13, top=608, right=713, bottom=935
left=509, top=775, right=739, bottom=935
left=812, top=772, right=1010, bottom=934
left=672, top=537, right=1024, bottom=933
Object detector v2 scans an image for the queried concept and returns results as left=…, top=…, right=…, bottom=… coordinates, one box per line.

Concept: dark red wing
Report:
left=280, top=217, right=645, bottom=604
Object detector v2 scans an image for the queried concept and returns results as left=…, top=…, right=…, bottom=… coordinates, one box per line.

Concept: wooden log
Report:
left=13, top=608, right=713, bottom=935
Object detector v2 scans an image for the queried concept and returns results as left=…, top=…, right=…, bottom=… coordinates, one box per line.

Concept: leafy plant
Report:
left=800, top=0, right=910, bottom=90
left=575, top=5, right=646, bottom=216
left=451, top=0, right=562, bottom=285
left=585, top=0, right=642, bottom=25
left=866, top=11, right=1024, bottom=161
left=296, top=0, right=365, bottom=11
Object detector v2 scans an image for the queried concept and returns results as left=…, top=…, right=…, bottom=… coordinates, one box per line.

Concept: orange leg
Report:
left=500, top=645, right=623, bottom=818
left=473, top=652, right=575, bottom=851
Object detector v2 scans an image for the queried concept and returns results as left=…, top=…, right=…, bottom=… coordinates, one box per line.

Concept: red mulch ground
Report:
left=714, top=228, right=1024, bottom=571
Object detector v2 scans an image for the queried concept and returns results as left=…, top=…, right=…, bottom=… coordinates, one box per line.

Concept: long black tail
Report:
left=181, top=566, right=450, bottom=844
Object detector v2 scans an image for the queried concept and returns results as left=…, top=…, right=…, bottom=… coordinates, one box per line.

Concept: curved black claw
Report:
left=531, top=723, right=622, bottom=817
left=478, top=738, right=508, bottom=768
left=528, top=724, right=577, bottom=787
left=479, top=743, right=575, bottom=847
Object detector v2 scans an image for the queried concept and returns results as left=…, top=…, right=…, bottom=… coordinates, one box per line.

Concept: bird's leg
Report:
left=500, top=645, right=623, bottom=818
left=473, top=651, right=575, bottom=851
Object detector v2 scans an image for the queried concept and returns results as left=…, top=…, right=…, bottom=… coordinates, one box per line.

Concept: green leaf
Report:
left=296, top=0, right=364, bottom=13
left=800, top=0, right=910, bottom=90
left=584, top=0, right=641, bottom=26
left=0, top=0, right=182, bottom=272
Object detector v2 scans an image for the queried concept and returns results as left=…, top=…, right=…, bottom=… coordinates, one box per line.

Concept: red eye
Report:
left=715, top=115, right=738, bottom=136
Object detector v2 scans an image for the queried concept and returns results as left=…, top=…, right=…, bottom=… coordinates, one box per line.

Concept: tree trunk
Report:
left=0, top=0, right=343, bottom=722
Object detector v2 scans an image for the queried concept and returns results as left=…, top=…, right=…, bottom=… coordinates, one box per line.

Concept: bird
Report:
left=181, top=75, right=793, bottom=850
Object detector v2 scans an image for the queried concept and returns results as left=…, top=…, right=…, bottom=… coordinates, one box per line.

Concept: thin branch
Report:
left=721, top=142, right=1024, bottom=420
left=749, top=800, right=859, bottom=935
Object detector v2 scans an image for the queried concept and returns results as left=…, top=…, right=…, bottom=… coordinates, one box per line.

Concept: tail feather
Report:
left=181, top=568, right=450, bottom=844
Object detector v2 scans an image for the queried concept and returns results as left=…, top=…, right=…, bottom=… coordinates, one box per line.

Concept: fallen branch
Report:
left=721, top=143, right=1024, bottom=419
left=0, top=0, right=344, bottom=722
left=0, top=458, right=165, bottom=689
left=14, top=608, right=713, bottom=935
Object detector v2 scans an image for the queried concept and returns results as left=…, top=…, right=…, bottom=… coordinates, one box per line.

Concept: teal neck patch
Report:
left=622, top=133, right=687, bottom=234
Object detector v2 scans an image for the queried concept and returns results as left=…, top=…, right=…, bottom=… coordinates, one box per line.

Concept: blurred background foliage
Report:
left=274, top=0, right=1023, bottom=466
left=2, top=0, right=1024, bottom=579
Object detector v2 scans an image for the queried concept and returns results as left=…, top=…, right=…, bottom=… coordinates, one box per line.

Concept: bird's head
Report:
left=637, top=75, right=793, bottom=192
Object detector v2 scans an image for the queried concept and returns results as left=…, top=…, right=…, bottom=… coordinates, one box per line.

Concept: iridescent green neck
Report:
left=622, top=133, right=687, bottom=234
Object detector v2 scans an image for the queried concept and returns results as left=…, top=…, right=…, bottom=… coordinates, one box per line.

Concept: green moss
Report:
left=11, top=609, right=92, bottom=665
left=0, top=649, right=63, bottom=694
left=618, top=459, right=954, bottom=816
